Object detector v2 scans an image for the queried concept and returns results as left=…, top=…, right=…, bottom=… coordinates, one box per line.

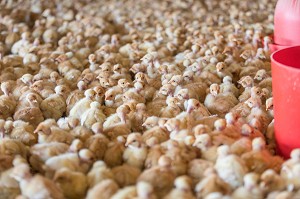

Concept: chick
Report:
left=53, top=168, right=88, bottom=199
left=242, top=138, right=283, bottom=174
left=123, top=133, right=148, bottom=169
left=220, top=76, right=239, bottom=97
left=44, top=149, right=94, bottom=178
left=87, top=161, right=114, bottom=188
left=215, top=145, right=248, bottom=189
left=195, top=168, right=232, bottom=198
left=110, top=186, right=137, bottom=199
left=40, top=85, right=67, bottom=120
left=69, top=89, right=95, bottom=119
left=136, top=181, right=158, bottom=199
left=80, top=101, right=106, bottom=128
left=259, top=169, right=286, bottom=194
left=138, top=156, right=176, bottom=198
left=0, top=82, right=17, bottom=119
left=13, top=93, right=44, bottom=126
left=204, top=83, right=238, bottom=117
left=86, top=179, right=119, bottom=199
left=232, top=173, right=263, bottom=199
left=34, top=119, right=74, bottom=144
left=104, top=136, right=126, bottom=167
left=0, top=138, right=28, bottom=158
left=142, top=124, right=169, bottom=147
left=10, top=120, right=37, bottom=146
left=112, top=164, right=141, bottom=187
left=160, top=97, right=181, bottom=118
left=11, top=163, right=64, bottom=199
left=84, top=133, right=109, bottom=160
left=164, top=175, right=195, bottom=199
left=193, top=134, right=218, bottom=162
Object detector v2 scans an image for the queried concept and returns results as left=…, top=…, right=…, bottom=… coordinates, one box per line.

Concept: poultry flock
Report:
left=0, top=0, right=299, bottom=199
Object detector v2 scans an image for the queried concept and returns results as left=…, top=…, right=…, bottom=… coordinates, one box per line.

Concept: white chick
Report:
left=86, top=179, right=119, bottom=199
left=205, top=83, right=238, bottom=117
left=123, top=133, right=148, bottom=169
left=232, top=173, right=263, bottom=199
left=215, top=145, right=248, bottom=189
left=69, top=89, right=95, bottom=119
left=44, top=149, right=94, bottom=178
left=164, top=175, right=195, bottom=199
left=136, top=181, right=158, bottom=199
left=80, top=101, right=106, bottom=128
left=40, top=85, right=67, bottom=120
left=111, top=186, right=137, bottom=199
left=220, top=76, right=239, bottom=97
left=53, top=168, right=88, bottom=199
left=193, top=134, right=218, bottom=162
left=87, top=161, right=114, bottom=188
left=281, top=149, right=300, bottom=181
left=11, top=163, right=64, bottom=199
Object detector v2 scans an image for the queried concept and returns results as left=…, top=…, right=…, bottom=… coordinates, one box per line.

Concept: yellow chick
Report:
left=87, top=161, right=114, bottom=188
left=86, top=179, right=119, bottom=199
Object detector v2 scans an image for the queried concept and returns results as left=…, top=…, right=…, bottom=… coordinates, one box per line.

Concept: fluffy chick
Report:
left=87, top=161, right=114, bottom=188
left=54, top=168, right=88, bottom=199
left=164, top=175, right=195, bottom=199
left=123, top=133, right=148, bottom=169
left=86, top=179, right=119, bottom=199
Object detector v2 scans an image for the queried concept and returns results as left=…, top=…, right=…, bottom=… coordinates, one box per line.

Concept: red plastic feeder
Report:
left=270, top=0, right=300, bottom=52
left=272, top=46, right=300, bottom=158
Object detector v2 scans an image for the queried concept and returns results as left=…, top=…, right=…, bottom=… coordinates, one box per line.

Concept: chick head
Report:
left=244, top=173, right=259, bottom=189
left=92, top=160, right=107, bottom=169
left=254, top=69, right=268, bottom=81
left=0, top=82, right=12, bottom=96
left=214, top=119, right=226, bottom=131
left=79, top=149, right=95, bottom=163
left=142, top=116, right=159, bottom=129
left=225, top=112, right=239, bottom=125
left=184, top=136, right=195, bottom=146
left=216, top=62, right=226, bottom=72
left=91, top=122, right=103, bottom=134
left=240, top=50, right=253, bottom=60
left=98, top=77, right=111, bottom=88
left=168, top=75, right=183, bottom=86
left=11, top=163, right=31, bottom=181
left=69, top=139, right=84, bottom=152
left=93, top=86, right=105, bottom=97
left=159, top=84, right=174, bottom=96
left=241, top=124, right=252, bottom=136
left=210, top=83, right=220, bottom=96
left=256, top=48, right=266, bottom=59
left=250, top=86, right=262, bottom=98
left=186, top=98, right=201, bottom=113
left=166, top=96, right=180, bottom=107
left=252, top=137, right=266, bottom=151
left=193, top=134, right=212, bottom=148
left=245, top=97, right=262, bottom=108
left=113, top=64, right=122, bottom=74
left=182, top=71, right=194, bottom=82
left=158, top=155, right=172, bottom=167
left=21, top=74, right=34, bottom=85
left=290, top=149, right=300, bottom=161
left=260, top=169, right=277, bottom=190
left=238, top=76, right=253, bottom=88
left=137, top=181, right=155, bottom=198
left=55, top=85, right=68, bottom=95
left=194, top=124, right=211, bottom=136
left=88, top=54, right=97, bottom=64
left=77, top=80, right=88, bottom=91
left=135, top=72, right=146, bottom=82
left=136, top=103, right=146, bottom=112
left=175, top=89, right=189, bottom=100
left=249, top=118, right=262, bottom=131
left=223, top=76, right=232, bottom=83
left=26, top=93, right=40, bottom=106
left=174, top=175, right=193, bottom=192
left=266, top=97, right=273, bottom=111
left=50, top=71, right=60, bottom=81
left=118, top=79, right=131, bottom=89
left=125, top=133, right=143, bottom=147
left=217, top=145, right=231, bottom=157
left=84, top=89, right=96, bottom=99
left=53, top=168, right=71, bottom=183
left=164, top=118, right=180, bottom=132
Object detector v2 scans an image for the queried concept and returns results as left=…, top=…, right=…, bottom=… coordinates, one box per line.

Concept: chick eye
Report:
left=110, top=95, right=113, bottom=97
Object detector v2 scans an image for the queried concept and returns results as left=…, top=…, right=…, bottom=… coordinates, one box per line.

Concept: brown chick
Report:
left=193, top=134, right=218, bottom=163
left=84, top=133, right=109, bottom=160
left=53, top=168, right=88, bottom=199
left=86, top=179, right=119, bottom=199
left=160, top=97, right=181, bottom=118
left=260, top=169, right=286, bottom=194
left=0, top=82, right=17, bottom=119
left=11, top=163, right=64, bottom=199
left=34, top=119, right=74, bottom=144
left=87, top=161, right=114, bottom=188
left=195, top=168, right=232, bottom=198
left=138, top=156, right=176, bottom=198
left=40, top=85, right=67, bottom=120
left=0, top=138, right=28, bottom=158
left=104, top=136, right=126, bottom=168
left=112, top=164, right=141, bottom=187
left=204, top=83, right=238, bottom=117
left=10, top=120, right=37, bottom=146
left=241, top=138, right=284, bottom=174
left=187, top=159, right=214, bottom=185
left=13, top=93, right=44, bottom=126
